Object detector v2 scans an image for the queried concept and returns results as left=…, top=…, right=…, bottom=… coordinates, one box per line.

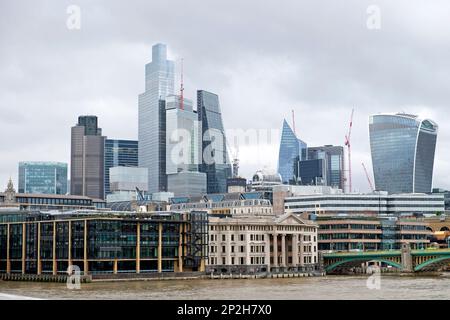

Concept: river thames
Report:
left=1, top=275, right=450, bottom=300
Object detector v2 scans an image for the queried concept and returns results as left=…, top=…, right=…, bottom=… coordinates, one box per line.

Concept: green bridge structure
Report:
left=322, top=245, right=450, bottom=273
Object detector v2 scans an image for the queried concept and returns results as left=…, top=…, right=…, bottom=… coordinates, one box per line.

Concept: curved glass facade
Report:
left=277, top=120, right=307, bottom=184
left=369, top=114, right=438, bottom=194
left=197, top=90, right=232, bottom=194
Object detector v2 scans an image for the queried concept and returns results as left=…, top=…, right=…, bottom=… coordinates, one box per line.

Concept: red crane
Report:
left=345, top=109, right=354, bottom=193
left=362, top=162, right=374, bottom=192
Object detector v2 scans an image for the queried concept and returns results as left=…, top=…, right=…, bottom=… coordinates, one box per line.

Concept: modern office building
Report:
left=165, top=94, right=206, bottom=197
left=1, top=179, right=105, bottom=211
left=369, top=113, right=438, bottom=194
left=282, top=190, right=445, bottom=216
left=104, top=139, right=138, bottom=196
left=207, top=213, right=319, bottom=274
left=106, top=167, right=148, bottom=203
left=165, top=95, right=201, bottom=174
left=292, top=145, right=345, bottom=189
left=277, top=119, right=307, bottom=184
left=0, top=210, right=208, bottom=275
left=197, top=90, right=232, bottom=194
left=71, top=115, right=106, bottom=200
left=432, top=188, right=450, bottom=211
left=307, top=146, right=344, bottom=189
left=294, top=159, right=327, bottom=186
left=138, top=43, right=175, bottom=194
left=18, top=162, right=68, bottom=195
left=167, top=171, right=207, bottom=198
left=317, top=215, right=432, bottom=251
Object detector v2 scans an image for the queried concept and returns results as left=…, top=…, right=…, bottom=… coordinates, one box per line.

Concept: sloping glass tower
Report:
left=197, top=90, right=232, bottom=194
left=369, top=113, right=438, bottom=194
left=138, top=44, right=175, bottom=193
left=277, top=119, right=307, bottom=184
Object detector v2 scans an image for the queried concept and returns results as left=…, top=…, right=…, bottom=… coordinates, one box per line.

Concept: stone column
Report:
left=293, top=234, right=299, bottom=267
left=273, top=234, right=278, bottom=267
left=401, top=243, right=413, bottom=272
left=299, top=232, right=304, bottom=267
left=265, top=234, right=271, bottom=271
left=281, top=234, right=286, bottom=267
left=245, top=230, right=251, bottom=265
left=226, top=229, right=232, bottom=266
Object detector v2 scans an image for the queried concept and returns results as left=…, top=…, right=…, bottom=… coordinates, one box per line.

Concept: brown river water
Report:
left=1, top=275, right=449, bottom=300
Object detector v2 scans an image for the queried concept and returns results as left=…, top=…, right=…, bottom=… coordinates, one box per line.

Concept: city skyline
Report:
left=1, top=1, right=450, bottom=193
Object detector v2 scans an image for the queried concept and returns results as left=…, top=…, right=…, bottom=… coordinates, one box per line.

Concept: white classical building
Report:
left=207, top=213, right=319, bottom=274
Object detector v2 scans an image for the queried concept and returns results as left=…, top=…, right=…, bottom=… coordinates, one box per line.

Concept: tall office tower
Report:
left=104, top=139, right=138, bottom=196
left=138, top=43, right=175, bottom=193
left=18, top=162, right=68, bottom=195
left=197, top=90, right=232, bottom=194
left=277, top=119, right=307, bottom=184
left=71, top=115, right=106, bottom=199
left=306, top=145, right=345, bottom=189
left=165, top=95, right=206, bottom=197
left=369, top=113, right=438, bottom=194
left=293, top=158, right=327, bottom=186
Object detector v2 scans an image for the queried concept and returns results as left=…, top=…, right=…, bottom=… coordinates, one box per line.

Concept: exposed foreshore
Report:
left=0, top=270, right=326, bottom=283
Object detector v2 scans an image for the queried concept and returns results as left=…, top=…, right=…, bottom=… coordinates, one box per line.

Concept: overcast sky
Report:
left=1, top=0, right=450, bottom=193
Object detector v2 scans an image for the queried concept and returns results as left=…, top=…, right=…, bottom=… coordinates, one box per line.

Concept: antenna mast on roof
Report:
left=180, top=58, right=184, bottom=110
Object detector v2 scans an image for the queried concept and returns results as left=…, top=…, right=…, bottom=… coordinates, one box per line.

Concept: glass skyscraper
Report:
left=104, top=139, right=138, bottom=196
left=18, top=162, right=68, bottom=195
left=277, top=119, right=307, bottom=184
left=165, top=94, right=207, bottom=197
left=138, top=43, right=175, bottom=193
left=197, top=90, right=232, bottom=194
left=307, top=145, right=345, bottom=189
left=369, top=113, right=438, bottom=194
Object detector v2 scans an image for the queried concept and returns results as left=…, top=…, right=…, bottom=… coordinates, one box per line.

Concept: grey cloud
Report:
left=0, top=0, right=449, bottom=192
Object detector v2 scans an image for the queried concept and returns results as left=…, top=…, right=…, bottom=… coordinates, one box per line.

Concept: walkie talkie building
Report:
left=369, top=113, right=438, bottom=194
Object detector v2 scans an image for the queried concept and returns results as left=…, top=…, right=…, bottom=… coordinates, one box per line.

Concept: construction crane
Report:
left=361, top=162, right=374, bottom=192
left=344, top=109, right=354, bottom=193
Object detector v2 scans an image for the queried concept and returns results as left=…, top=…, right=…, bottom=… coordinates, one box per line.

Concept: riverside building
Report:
left=277, top=186, right=445, bottom=216
left=169, top=192, right=273, bottom=216
left=0, top=210, right=208, bottom=275
left=0, top=180, right=105, bottom=211
left=317, top=214, right=432, bottom=251
left=207, top=213, right=319, bottom=274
